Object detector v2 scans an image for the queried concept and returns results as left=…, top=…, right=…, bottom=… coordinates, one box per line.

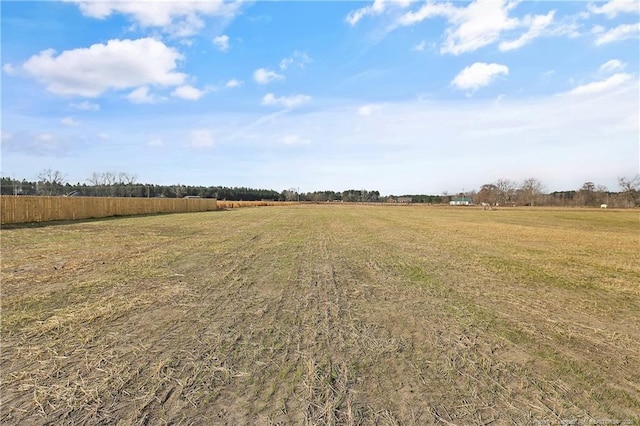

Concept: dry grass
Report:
left=216, top=200, right=298, bottom=209
left=1, top=205, right=639, bottom=424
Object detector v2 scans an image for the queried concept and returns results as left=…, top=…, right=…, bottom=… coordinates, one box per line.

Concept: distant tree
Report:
left=618, top=175, right=640, bottom=192
left=87, top=172, right=104, bottom=196
left=618, top=175, right=640, bottom=207
left=281, top=188, right=299, bottom=201
left=576, top=182, right=597, bottom=207
left=0, top=177, right=24, bottom=195
left=476, top=184, right=500, bottom=205
left=342, top=189, right=364, bottom=202
left=305, top=190, right=340, bottom=202
left=495, top=179, right=517, bottom=205
left=549, top=190, right=576, bottom=207
left=119, top=172, right=138, bottom=197
left=37, top=168, right=66, bottom=195
left=575, top=182, right=608, bottom=207
left=518, top=178, right=545, bottom=206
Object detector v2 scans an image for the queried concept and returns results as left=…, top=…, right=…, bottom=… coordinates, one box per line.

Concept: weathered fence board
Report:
left=1, top=196, right=218, bottom=225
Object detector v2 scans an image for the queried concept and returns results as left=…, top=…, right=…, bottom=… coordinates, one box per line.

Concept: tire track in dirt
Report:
left=333, top=205, right=640, bottom=421
left=3, top=206, right=638, bottom=424
left=1, top=210, right=284, bottom=425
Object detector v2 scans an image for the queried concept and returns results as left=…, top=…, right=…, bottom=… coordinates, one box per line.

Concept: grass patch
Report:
left=2, top=205, right=639, bottom=424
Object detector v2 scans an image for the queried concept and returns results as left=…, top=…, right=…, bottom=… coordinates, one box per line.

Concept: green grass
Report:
left=1, top=205, right=639, bottom=424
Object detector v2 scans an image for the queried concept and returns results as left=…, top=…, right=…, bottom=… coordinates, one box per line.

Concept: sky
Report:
left=1, top=0, right=639, bottom=195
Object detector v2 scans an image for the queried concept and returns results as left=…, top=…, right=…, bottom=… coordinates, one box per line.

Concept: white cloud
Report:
left=213, top=35, right=230, bottom=51
left=2, top=63, right=17, bottom=75
left=1, top=131, right=14, bottom=142
left=281, top=134, right=310, bottom=146
left=499, top=11, right=555, bottom=51
left=172, top=85, right=206, bottom=101
left=225, top=79, right=242, bottom=88
left=61, top=116, right=80, bottom=126
left=397, top=1, right=456, bottom=26
left=70, top=101, right=100, bottom=111
left=147, top=138, right=163, bottom=147
left=589, top=0, right=639, bottom=18
left=451, top=62, right=509, bottom=91
left=165, top=14, right=206, bottom=38
left=37, top=133, right=55, bottom=142
left=357, top=104, right=383, bottom=116
left=189, top=129, right=214, bottom=148
left=600, top=59, right=626, bottom=73
left=547, top=15, right=583, bottom=39
left=393, top=0, right=558, bottom=55
left=279, top=58, right=294, bottom=70
left=594, top=23, right=640, bottom=46
left=413, top=40, right=427, bottom=52
left=262, top=93, right=311, bottom=109
left=279, top=51, right=313, bottom=70
left=21, top=38, right=186, bottom=97
left=127, top=86, right=161, bottom=104
left=346, top=0, right=387, bottom=26
left=398, top=0, right=521, bottom=55
left=70, top=0, right=241, bottom=37
left=567, top=73, right=632, bottom=95
left=1, top=131, right=69, bottom=156
left=413, top=40, right=427, bottom=51
left=253, top=68, right=284, bottom=85
left=98, top=132, right=109, bottom=140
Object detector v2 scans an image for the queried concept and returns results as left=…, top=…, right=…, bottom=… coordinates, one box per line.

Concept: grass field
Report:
left=1, top=205, right=639, bottom=424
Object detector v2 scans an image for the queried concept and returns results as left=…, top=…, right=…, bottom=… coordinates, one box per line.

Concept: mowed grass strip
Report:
left=1, top=205, right=639, bottom=424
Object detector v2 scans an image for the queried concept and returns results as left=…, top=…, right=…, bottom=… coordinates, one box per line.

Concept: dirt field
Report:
left=2, top=205, right=639, bottom=424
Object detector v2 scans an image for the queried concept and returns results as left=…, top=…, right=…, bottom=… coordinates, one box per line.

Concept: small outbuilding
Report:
left=450, top=197, right=473, bottom=206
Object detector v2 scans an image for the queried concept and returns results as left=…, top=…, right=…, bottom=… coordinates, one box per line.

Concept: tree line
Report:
left=471, top=177, right=640, bottom=208
left=1, top=170, right=281, bottom=201
left=1, top=169, right=639, bottom=207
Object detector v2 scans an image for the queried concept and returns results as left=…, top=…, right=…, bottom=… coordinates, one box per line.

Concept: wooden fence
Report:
left=1, top=196, right=218, bottom=225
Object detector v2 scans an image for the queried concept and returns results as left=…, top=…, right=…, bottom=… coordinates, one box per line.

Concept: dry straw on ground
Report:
left=1, top=205, right=639, bottom=424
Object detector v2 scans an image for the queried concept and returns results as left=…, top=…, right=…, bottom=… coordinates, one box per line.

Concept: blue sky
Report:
left=1, top=0, right=638, bottom=195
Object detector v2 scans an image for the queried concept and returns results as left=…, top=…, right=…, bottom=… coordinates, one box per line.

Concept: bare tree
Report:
left=103, top=171, right=117, bottom=186
left=87, top=172, right=103, bottom=187
left=87, top=171, right=138, bottom=196
left=575, top=182, right=609, bottom=207
left=87, top=172, right=105, bottom=196
left=618, top=175, right=640, bottom=192
left=37, top=168, right=66, bottom=195
left=174, top=184, right=185, bottom=198
left=119, top=172, right=137, bottom=185
left=495, top=179, right=517, bottom=205
left=119, top=172, right=138, bottom=196
left=281, top=188, right=298, bottom=202
left=476, top=184, right=499, bottom=206
left=519, top=178, right=545, bottom=206
left=618, top=175, right=640, bottom=207
left=576, top=182, right=596, bottom=207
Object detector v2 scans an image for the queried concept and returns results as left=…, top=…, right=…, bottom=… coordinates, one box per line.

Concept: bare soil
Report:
left=2, top=205, right=639, bottom=424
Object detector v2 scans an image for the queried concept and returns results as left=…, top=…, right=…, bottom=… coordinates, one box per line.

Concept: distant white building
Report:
left=450, top=197, right=473, bottom=206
